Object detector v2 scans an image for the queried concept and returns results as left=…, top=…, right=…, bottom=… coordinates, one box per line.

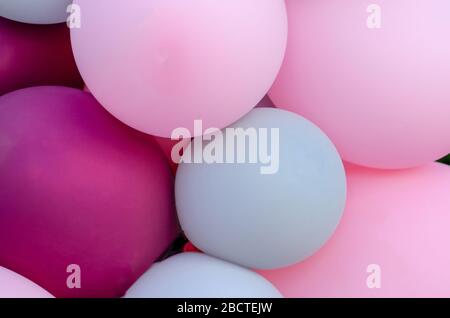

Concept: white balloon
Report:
left=0, top=0, right=72, bottom=24
left=125, top=253, right=282, bottom=298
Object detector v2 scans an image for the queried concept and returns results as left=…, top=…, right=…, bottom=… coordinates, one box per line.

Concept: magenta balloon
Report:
left=260, top=163, right=450, bottom=297
left=0, top=17, right=83, bottom=96
left=0, top=87, right=179, bottom=298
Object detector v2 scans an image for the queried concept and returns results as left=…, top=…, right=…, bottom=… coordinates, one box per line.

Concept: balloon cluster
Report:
left=0, top=0, right=449, bottom=298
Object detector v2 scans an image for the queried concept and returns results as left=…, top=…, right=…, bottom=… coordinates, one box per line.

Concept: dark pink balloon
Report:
left=0, top=17, right=83, bottom=96
left=0, top=86, right=179, bottom=297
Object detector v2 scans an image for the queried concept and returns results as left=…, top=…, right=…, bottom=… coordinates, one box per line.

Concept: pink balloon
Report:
left=0, top=267, right=53, bottom=298
left=260, top=163, right=450, bottom=297
left=71, top=0, right=287, bottom=137
left=0, top=87, right=179, bottom=297
left=0, top=17, right=83, bottom=96
left=269, top=0, right=450, bottom=169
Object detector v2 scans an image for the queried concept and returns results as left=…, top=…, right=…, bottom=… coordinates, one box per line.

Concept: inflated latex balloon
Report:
left=260, top=163, right=450, bottom=297
left=176, top=108, right=346, bottom=269
left=0, top=87, right=179, bottom=298
left=0, top=17, right=83, bottom=96
left=0, top=0, right=72, bottom=24
left=71, top=0, right=288, bottom=137
left=125, top=253, right=282, bottom=298
left=269, top=0, right=450, bottom=169
left=0, top=267, right=53, bottom=298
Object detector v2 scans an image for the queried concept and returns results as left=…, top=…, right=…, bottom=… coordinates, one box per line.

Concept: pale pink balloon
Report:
left=260, top=163, right=450, bottom=297
left=269, top=0, right=450, bottom=169
left=71, top=0, right=287, bottom=137
left=0, top=267, right=53, bottom=298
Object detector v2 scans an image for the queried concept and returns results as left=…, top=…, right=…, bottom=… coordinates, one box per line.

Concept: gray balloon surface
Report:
left=175, top=108, right=347, bottom=269
left=125, top=253, right=282, bottom=298
left=0, top=0, right=72, bottom=24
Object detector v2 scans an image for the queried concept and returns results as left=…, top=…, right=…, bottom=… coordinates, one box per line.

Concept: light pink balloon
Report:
left=71, top=0, right=287, bottom=137
left=260, top=163, right=450, bottom=297
left=0, top=267, right=53, bottom=298
left=269, top=0, right=450, bottom=169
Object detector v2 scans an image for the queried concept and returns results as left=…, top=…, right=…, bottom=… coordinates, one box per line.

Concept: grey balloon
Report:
left=0, top=0, right=72, bottom=24
left=175, top=108, right=347, bottom=269
left=125, top=253, right=282, bottom=298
